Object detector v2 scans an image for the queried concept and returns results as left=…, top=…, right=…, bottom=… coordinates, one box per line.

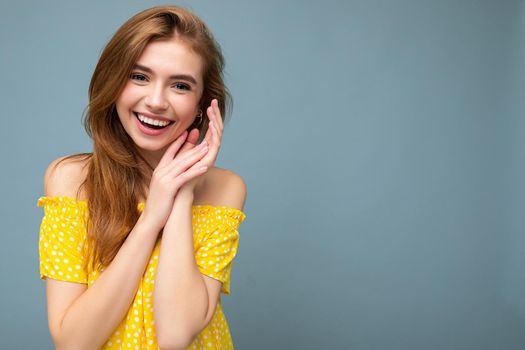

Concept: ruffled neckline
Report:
left=37, top=195, right=246, bottom=221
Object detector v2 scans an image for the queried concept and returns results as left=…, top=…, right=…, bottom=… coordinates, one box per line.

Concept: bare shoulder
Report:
left=195, top=167, right=247, bottom=211
left=44, top=154, right=91, bottom=200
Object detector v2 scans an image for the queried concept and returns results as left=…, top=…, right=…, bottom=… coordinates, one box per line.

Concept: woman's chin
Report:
left=134, top=143, right=168, bottom=162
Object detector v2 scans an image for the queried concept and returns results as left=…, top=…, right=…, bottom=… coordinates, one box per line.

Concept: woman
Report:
left=37, top=5, right=246, bottom=350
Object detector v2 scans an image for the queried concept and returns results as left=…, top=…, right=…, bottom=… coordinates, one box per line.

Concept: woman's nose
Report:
left=144, top=85, right=168, bottom=111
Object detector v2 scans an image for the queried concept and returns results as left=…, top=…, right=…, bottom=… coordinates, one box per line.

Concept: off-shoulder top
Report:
left=37, top=196, right=246, bottom=350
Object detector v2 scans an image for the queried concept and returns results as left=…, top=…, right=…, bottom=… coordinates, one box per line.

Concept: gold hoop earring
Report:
left=195, top=110, right=203, bottom=124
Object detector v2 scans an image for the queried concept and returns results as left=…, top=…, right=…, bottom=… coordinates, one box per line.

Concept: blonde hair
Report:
left=63, top=5, right=230, bottom=269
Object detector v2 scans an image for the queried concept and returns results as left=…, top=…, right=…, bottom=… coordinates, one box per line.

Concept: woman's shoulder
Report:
left=43, top=154, right=91, bottom=200
left=195, top=167, right=247, bottom=211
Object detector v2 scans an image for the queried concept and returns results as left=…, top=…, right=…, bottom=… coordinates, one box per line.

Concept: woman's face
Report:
left=116, top=37, right=204, bottom=165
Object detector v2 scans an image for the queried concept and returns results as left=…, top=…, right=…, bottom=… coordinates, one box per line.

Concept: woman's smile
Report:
left=133, top=113, right=174, bottom=136
left=135, top=112, right=174, bottom=128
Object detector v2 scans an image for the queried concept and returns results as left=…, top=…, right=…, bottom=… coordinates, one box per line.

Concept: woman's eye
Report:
left=174, top=82, right=191, bottom=91
left=130, top=73, right=147, bottom=81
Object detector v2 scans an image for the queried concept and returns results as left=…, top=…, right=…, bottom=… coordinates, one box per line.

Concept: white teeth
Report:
left=137, top=113, right=171, bottom=127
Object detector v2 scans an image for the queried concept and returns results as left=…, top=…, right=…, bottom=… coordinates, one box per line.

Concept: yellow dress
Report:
left=37, top=196, right=246, bottom=350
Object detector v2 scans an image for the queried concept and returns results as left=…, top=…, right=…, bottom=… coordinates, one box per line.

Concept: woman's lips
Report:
left=133, top=112, right=175, bottom=136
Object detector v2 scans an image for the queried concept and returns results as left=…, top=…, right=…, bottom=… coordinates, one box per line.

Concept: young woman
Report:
left=37, top=6, right=246, bottom=350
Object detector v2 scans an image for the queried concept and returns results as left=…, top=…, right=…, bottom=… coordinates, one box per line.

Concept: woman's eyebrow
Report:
left=133, top=64, right=198, bottom=84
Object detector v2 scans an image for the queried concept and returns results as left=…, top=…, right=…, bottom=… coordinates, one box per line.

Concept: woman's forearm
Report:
left=154, top=191, right=210, bottom=350
left=55, top=215, right=160, bottom=350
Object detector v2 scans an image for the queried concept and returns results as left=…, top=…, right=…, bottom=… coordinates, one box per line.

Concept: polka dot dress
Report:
left=37, top=196, right=246, bottom=350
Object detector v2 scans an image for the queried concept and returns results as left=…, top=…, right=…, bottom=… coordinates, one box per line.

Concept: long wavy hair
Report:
left=61, top=5, right=230, bottom=270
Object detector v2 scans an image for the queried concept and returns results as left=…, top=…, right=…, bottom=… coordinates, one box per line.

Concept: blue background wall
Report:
left=0, top=1, right=523, bottom=349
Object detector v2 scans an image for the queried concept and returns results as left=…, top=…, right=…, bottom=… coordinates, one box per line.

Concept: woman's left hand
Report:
left=178, top=99, right=224, bottom=194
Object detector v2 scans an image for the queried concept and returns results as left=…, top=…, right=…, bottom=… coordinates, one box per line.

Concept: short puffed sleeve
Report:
left=37, top=196, right=88, bottom=284
left=193, top=206, right=246, bottom=295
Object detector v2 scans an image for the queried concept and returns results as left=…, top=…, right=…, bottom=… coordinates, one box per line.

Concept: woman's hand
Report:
left=178, top=99, right=224, bottom=194
left=200, top=98, right=224, bottom=169
left=140, top=130, right=209, bottom=231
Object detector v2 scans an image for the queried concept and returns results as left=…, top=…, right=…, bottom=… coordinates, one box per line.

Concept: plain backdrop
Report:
left=1, top=1, right=524, bottom=349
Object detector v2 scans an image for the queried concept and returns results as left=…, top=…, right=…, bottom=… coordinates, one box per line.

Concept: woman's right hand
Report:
left=140, top=130, right=209, bottom=231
